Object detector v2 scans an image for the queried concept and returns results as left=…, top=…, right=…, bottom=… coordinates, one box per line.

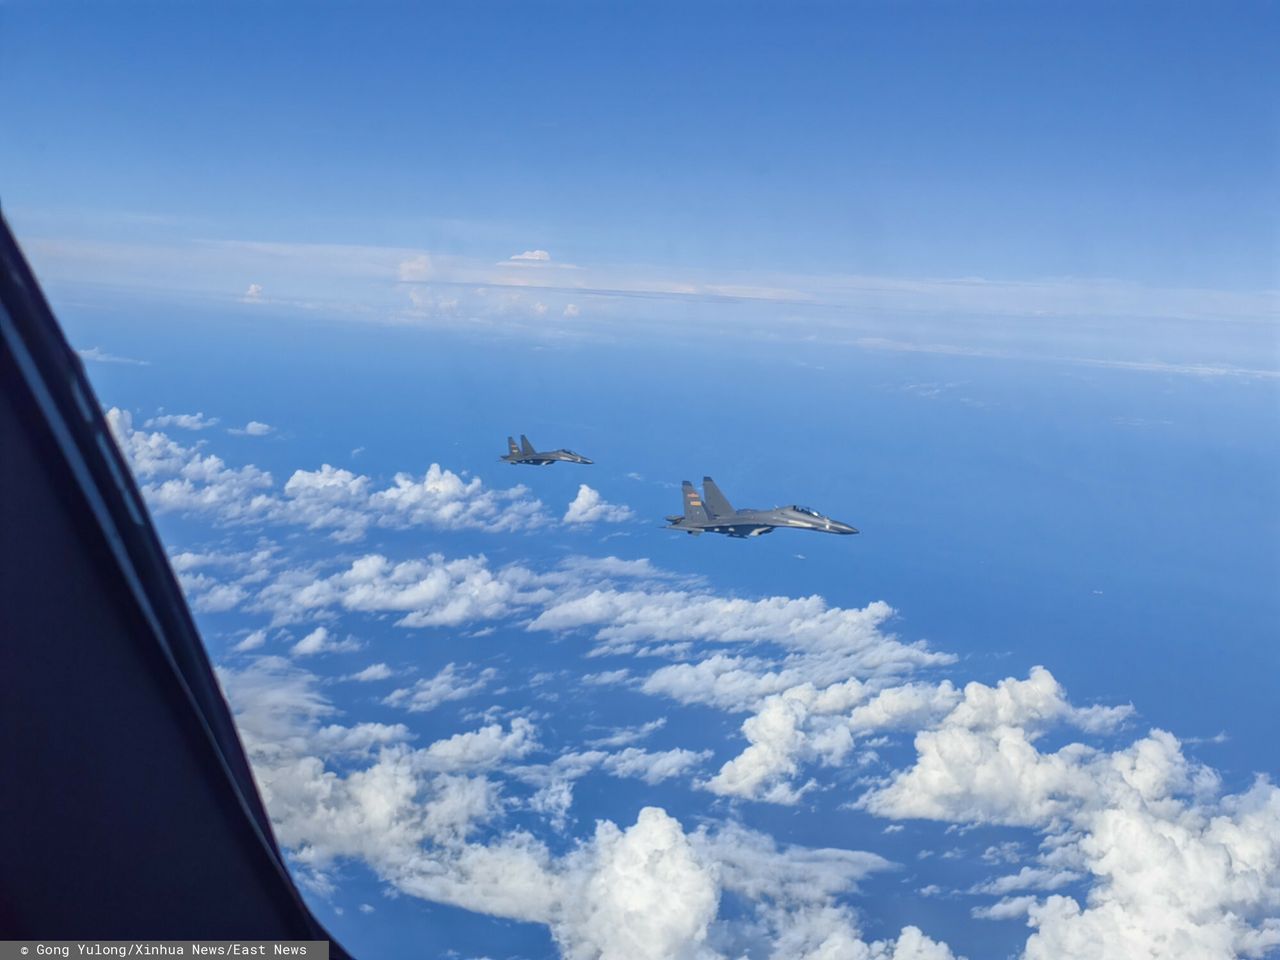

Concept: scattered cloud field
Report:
left=109, top=409, right=1280, bottom=960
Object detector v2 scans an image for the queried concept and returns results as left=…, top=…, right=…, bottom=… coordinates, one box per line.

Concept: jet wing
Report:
left=720, top=524, right=774, bottom=538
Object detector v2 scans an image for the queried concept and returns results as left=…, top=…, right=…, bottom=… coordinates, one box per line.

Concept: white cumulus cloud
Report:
left=555, top=807, right=719, bottom=960
left=230, top=420, right=273, bottom=437
left=564, top=485, right=635, bottom=524
left=291, top=626, right=363, bottom=657
left=106, top=409, right=548, bottom=539
left=348, top=662, right=393, bottom=682
left=859, top=671, right=1280, bottom=960
left=384, top=663, right=498, bottom=713
left=233, top=629, right=268, bottom=652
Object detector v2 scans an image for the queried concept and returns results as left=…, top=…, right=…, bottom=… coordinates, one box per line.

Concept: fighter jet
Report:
left=500, top=434, right=593, bottom=466
left=666, top=476, right=858, bottom=538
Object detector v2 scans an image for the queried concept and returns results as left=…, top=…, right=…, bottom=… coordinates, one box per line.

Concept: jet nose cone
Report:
left=829, top=521, right=859, bottom=535
left=579, top=457, right=594, bottom=464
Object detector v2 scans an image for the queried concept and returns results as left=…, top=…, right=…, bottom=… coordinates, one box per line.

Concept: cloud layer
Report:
left=220, top=654, right=961, bottom=959
left=200, top=542, right=1280, bottom=960
left=126, top=417, right=1279, bottom=960
left=108, top=408, right=550, bottom=538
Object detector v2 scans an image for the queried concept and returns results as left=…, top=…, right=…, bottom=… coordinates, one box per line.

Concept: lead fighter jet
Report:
left=666, top=476, right=858, bottom=538
left=501, top=434, right=593, bottom=466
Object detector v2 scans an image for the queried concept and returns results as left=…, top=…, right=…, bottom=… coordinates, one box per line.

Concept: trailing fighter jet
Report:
left=666, top=476, right=858, bottom=538
left=500, top=434, right=593, bottom=466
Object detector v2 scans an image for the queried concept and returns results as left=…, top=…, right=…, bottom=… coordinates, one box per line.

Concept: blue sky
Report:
left=4, top=1, right=1278, bottom=288
left=4, top=4, right=1279, bottom=960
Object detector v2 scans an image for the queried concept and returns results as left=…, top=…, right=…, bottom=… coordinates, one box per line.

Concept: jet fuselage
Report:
left=666, top=478, right=857, bottom=538
left=500, top=434, right=593, bottom=465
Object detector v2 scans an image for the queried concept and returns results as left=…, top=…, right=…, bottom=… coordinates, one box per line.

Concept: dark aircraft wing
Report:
left=0, top=212, right=353, bottom=953
left=720, top=523, right=774, bottom=538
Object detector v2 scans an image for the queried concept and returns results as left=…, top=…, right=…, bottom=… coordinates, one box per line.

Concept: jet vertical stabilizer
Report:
left=701, top=476, right=735, bottom=518
left=682, top=481, right=710, bottom=523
